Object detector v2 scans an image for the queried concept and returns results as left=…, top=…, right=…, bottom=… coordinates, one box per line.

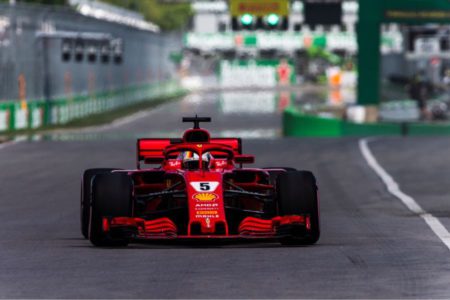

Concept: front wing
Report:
left=103, top=215, right=312, bottom=240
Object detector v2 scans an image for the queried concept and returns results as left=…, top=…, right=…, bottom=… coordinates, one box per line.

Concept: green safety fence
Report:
left=283, top=107, right=450, bottom=137
left=0, top=80, right=185, bottom=132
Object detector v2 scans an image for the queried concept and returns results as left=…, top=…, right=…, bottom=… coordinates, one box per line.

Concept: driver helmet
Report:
left=180, top=151, right=213, bottom=170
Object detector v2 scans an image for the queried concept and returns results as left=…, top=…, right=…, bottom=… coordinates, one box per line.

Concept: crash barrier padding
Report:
left=283, top=107, right=450, bottom=137
left=408, top=123, right=450, bottom=135
left=283, top=109, right=342, bottom=137
left=342, top=121, right=402, bottom=136
left=0, top=80, right=185, bottom=132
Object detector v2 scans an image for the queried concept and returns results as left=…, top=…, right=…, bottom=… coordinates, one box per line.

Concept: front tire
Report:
left=81, top=168, right=119, bottom=239
left=276, top=171, right=320, bottom=245
left=262, top=168, right=298, bottom=216
left=89, top=173, right=133, bottom=247
left=264, top=167, right=297, bottom=186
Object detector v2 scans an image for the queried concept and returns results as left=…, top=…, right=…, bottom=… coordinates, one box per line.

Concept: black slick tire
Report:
left=263, top=168, right=298, bottom=216
left=89, top=173, right=133, bottom=247
left=264, top=167, right=297, bottom=185
left=276, top=171, right=320, bottom=245
left=80, top=168, right=119, bottom=239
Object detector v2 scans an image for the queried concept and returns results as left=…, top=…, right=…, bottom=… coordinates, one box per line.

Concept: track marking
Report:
left=45, top=100, right=170, bottom=135
left=359, top=138, right=450, bottom=251
left=0, top=136, right=26, bottom=150
left=95, top=104, right=169, bottom=132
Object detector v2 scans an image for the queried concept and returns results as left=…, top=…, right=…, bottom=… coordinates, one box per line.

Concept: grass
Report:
left=0, top=92, right=186, bottom=140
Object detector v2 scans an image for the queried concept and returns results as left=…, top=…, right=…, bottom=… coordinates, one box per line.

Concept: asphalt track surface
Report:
left=1, top=91, right=450, bottom=298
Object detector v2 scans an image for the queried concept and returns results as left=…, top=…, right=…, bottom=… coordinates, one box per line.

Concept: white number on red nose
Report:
left=190, top=181, right=219, bottom=192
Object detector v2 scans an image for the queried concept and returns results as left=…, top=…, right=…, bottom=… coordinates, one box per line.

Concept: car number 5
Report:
left=200, top=182, right=210, bottom=191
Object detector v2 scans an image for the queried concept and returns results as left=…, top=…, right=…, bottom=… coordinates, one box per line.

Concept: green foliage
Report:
left=307, top=46, right=343, bottom=66
left=100, top=0, right=192, bottom=31
left=15, top=0, right=67, bottom=4
left=3, top=0, right=191, bottom=30
left=100, top=0, right=137, bottom=11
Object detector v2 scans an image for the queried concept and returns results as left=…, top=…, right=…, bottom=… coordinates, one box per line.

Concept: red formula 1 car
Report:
left=80, top=117, right=320, bottom=247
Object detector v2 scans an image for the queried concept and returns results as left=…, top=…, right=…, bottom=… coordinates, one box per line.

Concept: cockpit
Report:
left=162, top=147, right=234, bottom=171
left=178, top=151, right=214, bottom=170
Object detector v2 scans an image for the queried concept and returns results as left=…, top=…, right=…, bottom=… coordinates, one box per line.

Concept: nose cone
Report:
left=185, top=171, right=228, bottom=235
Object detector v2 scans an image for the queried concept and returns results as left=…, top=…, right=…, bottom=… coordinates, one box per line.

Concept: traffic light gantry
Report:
left=230, top=0, right=289, bottom=31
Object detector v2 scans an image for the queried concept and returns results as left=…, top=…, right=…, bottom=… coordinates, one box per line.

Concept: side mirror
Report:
left=234, top=155, right=255, bottom=164
left=144, top=156, right=165, bottom=164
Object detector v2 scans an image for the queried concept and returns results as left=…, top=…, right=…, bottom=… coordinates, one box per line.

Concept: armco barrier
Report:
left=283, top=107, right=450, bottom=137
left=0, top=80, right=185, bottom=132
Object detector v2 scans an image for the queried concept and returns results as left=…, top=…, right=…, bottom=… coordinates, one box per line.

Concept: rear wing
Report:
left=137, top=138, right=242, bottom=169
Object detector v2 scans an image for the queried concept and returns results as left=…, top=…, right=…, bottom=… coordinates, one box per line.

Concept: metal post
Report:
left=42, top=36, right=51, bottom=124
left=357, top=0, right=382, bottom=106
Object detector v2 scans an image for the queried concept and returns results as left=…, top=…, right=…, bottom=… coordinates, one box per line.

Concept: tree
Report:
left=1, top=0, right=191, bottom=31
left=6, top=0, right=67, bottom=4
left=100, top=0, right=192, bottom=31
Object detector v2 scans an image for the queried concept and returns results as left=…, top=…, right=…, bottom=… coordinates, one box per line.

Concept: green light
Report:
left=240, top=14, right=253, bottom=26
left=267, top=14, right=280, bottom=26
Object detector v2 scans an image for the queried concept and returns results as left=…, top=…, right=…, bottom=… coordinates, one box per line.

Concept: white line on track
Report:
left=359, top=138, right=450, bottom=251
left=89, top=104, right=168, bottom=132
left=0, top=136, right=27, bottom=150
left=47, top=100, right=170, bottom=135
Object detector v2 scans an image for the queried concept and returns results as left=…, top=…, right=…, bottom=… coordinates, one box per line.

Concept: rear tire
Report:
left=276, top=171, right=320, bottom=246
left=81, top=168, right=119, bottom=239
left=89, top=173, right=133, bottom=247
